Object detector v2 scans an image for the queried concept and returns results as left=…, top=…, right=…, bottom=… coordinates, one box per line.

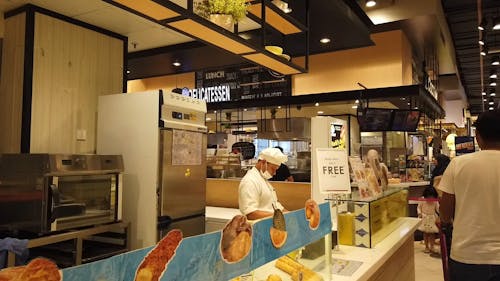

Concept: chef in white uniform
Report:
left=239, top=147, right=288, bottom=220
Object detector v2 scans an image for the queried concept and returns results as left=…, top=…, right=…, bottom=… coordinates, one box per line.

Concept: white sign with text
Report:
left=315, top=148, right=351, bottom=194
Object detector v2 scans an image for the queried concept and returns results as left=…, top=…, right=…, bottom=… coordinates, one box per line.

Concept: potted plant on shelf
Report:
left=195, top=0, right=248, bottom=31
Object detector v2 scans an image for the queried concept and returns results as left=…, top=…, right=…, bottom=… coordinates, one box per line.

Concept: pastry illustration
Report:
left=135, top=229, right=183, bottom=281
left=0, top=257, right=61, bottom=281
left=220, top=215, right=252, bottom=263
left=270, top=205, right=287, bottom=249
left=305, top=199, right=320, bottom=230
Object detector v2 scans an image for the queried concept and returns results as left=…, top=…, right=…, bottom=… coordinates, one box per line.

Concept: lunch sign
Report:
left=180, top=65, right=291, bottom=103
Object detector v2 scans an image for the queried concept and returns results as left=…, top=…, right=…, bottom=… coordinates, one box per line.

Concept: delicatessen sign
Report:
left=189, top=65, right=291, bottom=103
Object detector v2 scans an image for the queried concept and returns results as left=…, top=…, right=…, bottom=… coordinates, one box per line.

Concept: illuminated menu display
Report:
left=194, top=64, right=291, bottom=103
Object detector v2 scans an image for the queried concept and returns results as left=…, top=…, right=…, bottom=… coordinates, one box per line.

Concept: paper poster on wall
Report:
left=315, top=148, right=351, bottom=194
left=172, top=130, right=203, bottom=165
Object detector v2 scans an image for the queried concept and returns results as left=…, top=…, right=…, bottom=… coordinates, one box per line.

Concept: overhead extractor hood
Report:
left=257, top=117, right=310, bottom=140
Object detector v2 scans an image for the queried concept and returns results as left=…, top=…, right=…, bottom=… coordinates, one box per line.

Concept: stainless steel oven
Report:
left=0, top=154, right=123, bottom=236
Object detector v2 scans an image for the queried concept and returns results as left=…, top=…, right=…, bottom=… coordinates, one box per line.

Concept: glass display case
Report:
left=337, top=187, right=408, bottom=248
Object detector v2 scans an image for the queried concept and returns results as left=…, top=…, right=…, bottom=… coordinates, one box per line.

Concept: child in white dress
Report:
left=417, top=186, right=440, bottom=254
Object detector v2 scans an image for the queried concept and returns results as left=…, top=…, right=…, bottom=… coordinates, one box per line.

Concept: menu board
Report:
left=195, top=65, right=291, bottom=102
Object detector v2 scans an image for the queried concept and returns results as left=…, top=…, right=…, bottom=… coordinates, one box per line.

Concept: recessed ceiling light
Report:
left=243, top=108, right=247, bottom=111
left=484, top=98, right=488, bottom=102
left=315, top=102, right=319, bottom=107
left=352, top=105, right=358, bottom=109
left=489, top=107, right=495, bottom=110
left=278, top=106, right=282, bottom=109
left=490, top=80, right=497, bottom=86
left=491, top=92, right=496, bottom=97
left=365, top=0, right=376, bottom=7
left=213, top=110, right=217, bottom=114
left=126, top=70, right=131, bottom=74
left=493, top=17, right=500, bottom=30
left=172, top=61, right=181, bottom=67
left=482, top=90, right=487, bottom=96
left=317, top=111, right=324, bottom=114
left=355, top=99, right=360, bottom=104
left=492, top=56, right=500, bottom=66
left=490, top=72, right=498, bottom=79
left=320, top=38, right=331, bottom=44
left=206, top=117, right=212, bottom=121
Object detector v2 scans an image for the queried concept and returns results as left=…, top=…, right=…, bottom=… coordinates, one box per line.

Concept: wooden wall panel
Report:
left=30, top=13, right=123, bottom=153
left=127, top=72, right=195, bottom=93
left=0, top=13, right=26, bottom=153
left=293, top=30, right=412, bottom=95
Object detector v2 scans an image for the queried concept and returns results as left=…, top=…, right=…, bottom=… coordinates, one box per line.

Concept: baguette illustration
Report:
left=135, top=229, right=183, bottom=281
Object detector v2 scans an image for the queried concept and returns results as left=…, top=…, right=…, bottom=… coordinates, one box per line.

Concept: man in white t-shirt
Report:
left=439, top=109, right=500, bottom=281
left=239, top=147, right=288, bottom=220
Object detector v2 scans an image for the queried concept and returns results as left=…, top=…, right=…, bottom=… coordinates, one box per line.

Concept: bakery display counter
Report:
left=336, top=188, right=409, bottom=248
left=251, top=217, right=419, bottom=281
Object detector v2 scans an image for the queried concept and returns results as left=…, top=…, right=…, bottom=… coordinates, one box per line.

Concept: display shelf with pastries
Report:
left=335, top=188, right=409, bottom=248
left=251, top=217, right=420, bottom=281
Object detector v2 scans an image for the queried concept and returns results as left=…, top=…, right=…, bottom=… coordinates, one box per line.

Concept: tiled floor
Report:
left=414, top=240, right=444, bottom=281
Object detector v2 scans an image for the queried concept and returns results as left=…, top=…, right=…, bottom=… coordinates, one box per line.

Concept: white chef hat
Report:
left=258, top=147, right=288, bottom=166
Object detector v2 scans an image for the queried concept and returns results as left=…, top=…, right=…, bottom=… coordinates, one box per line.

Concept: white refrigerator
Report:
left=97, top=90, right=207, bottom=249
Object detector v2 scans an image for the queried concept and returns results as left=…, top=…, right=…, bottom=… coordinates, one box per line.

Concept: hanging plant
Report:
left=195, top=0, right=249, bottom=23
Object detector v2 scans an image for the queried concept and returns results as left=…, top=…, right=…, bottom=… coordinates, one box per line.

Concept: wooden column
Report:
left=0, top=5, right=126, bottom=153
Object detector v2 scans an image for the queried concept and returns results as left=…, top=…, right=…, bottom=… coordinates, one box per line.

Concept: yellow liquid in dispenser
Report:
left=338, top=212, right=354, bottom=245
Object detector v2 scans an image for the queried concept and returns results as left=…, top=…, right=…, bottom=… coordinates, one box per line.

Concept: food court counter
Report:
left=206, top=178, right=311, bottom=211
left=206, top=205, right=420, bottom=281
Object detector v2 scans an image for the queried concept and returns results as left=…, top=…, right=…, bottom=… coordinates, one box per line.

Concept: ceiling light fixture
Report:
left=493, top=17, right=500, bottom=30
left=355, top=99, right=360, bottom=104
left=479, top=38, right=485, bottom=46
left=365, top=0, right=376, bottom=7
left=126, top=70, right=131, bottom=74
left=172, top=60, right=181, bottom=67
left=488, top=97, right=495, bottom=105
left=352, top=105, right=358, bottom=109
left=480, top=47, right=488, bottom=56
left=482, top=89, right=487, bottom=96
left=490, top=71, right=498, bottom=79
left=490, top=79, right=497, bottom=86
left=492, top=56, right=500, bottom=66
left=479, top=18, right=488, bottom=30
left=315, top=102, right=319, bottom=107
left=317, top=111, right=324, bottom=114
left=490, top=91, right=496, bottom=97
left=320, top=38, right=331, bottom=44
left=490, top=107, right=495, bottom=110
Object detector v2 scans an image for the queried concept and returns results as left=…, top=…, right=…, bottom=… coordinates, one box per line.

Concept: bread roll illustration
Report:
left=0, top=257, right=61, bottom=281
left=220, top=215, right=252, bottom=263
left=305, top=199, right=320, bottom=230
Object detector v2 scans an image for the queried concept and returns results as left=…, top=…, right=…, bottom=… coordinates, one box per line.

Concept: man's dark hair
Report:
left=474, top=109, right=500, bottom=142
